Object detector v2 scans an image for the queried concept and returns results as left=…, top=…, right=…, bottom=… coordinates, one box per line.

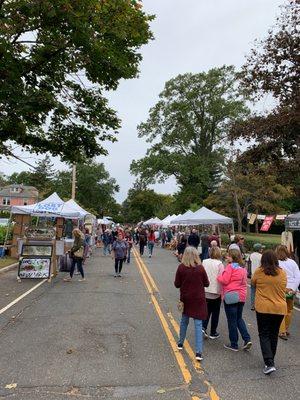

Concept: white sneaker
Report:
left=263, top=365, right=276, bottom=375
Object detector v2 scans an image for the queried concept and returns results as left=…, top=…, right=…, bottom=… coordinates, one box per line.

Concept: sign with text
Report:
left=285, top=218, right=300, bottom=230
left=260, top=215, right=275, bottom=232
left=18, top=257, right=51, bottom=279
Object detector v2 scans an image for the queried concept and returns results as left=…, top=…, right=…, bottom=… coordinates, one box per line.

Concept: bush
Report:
left=0, top=225, right=12, bottom=245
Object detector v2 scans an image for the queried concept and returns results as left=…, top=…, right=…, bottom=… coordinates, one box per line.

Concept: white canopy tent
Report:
left=161, top=214, right=176, bottom=228
left=170, top=210, right=195, bottom=225
left=144, top=217, right=162, bottom=225
left=11, top=193, right=91, bottom=219
left=64, top=199, right=94, bottom=219
left=178, top=206, right=233, bottom=225
left=97, top=217, right=114, bottom=225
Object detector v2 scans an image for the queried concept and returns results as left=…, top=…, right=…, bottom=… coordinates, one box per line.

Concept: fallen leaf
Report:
left=157, top=388, right=166, bottom=394
left=66, top=348, right=74, bottom=354
left=5, top=383, right=17, bottom=389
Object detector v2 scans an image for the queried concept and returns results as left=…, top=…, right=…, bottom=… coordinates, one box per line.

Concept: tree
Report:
left=0, top=172, right=7, bottom=187
left=122, top=187, right=175, bottom=223
left=229, top=1, right=300, bottom=210
left=0, top=0, right=153, bottom=162
left=8, top=155, right=56, bottom=195
left=130, top=66, right=249, bottom=208
left=205, top=159, right=293, bottom=232
left=53, top=161, right=119, bottom=215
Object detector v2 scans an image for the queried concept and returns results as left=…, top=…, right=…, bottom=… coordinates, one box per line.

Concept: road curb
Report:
left=0, top=262, right=18, bottom=274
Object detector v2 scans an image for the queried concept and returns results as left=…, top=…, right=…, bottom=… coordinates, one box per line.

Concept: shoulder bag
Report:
left=74, top=246, right=84, bottom=258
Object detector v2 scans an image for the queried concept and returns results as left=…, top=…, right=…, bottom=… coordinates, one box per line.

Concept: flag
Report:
left=248, top=213, right=257, bottom=225
left=260, top=215, right=275, bottom=232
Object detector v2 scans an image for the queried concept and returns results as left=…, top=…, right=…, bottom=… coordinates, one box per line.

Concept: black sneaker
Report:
left=177, top=343, right=183, bottom=350
left=223, top=343, right=238, bottom=352
left=209, top=332, right=220, bottom=339
left=242, top=341, right=252, bottom=351
left=263, top=365, right=276, bottom=375
left=195, top=353, right=203, bottom=361
left=202, top=329, right=209, bottom=338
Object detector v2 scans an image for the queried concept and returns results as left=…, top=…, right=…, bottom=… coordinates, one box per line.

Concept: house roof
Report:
left=0, top=184, right=39, bottom=198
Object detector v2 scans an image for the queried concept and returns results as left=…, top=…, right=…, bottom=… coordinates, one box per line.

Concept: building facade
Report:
left=0, top=184, right=39, bottom=211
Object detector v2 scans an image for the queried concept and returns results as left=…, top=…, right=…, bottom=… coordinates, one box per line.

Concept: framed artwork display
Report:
left=21, top=244, right=53, bottom=257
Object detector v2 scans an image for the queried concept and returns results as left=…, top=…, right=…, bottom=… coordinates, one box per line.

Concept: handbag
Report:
left=74, top=246, right=84, bottom=258
left=177, top=300, right=184, bottom=312
left=224, top=291, right=239, bottom=304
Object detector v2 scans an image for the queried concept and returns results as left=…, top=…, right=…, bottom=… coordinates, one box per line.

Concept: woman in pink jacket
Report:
left=218, top=249, right=252, bottom=351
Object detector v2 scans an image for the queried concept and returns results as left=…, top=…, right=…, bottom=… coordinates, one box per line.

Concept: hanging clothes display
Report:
left=281, top=231, right=294, bottom=253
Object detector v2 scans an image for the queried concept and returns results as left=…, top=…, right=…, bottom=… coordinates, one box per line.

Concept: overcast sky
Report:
left=1, top=0, right=284, bottom=203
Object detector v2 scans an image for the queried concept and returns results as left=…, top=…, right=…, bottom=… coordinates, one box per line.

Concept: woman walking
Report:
left=139, top=229, right=147, bottom=256
left=174, top=246, right=209, bottom=361
left=64, top=228, right=85, bottom=282
left=111, top=232, right=128, bottom=277
left=217, top=249, right=252, bottom=351
left=275, top=245, right=300, bottom=340
left=147, top=229, right=156, bottom=258
left=202, top=247, right=224, bottom=339
left=251, top=250, right=287, bottom=374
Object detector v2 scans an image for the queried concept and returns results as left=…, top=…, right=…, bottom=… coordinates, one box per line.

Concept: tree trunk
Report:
left=233, top=191, right=242, bottom=233
left=255, top=209, right=259, bottom=234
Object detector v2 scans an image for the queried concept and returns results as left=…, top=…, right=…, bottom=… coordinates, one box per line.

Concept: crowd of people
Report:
left=174, top=241, right=300, bottom=375
left=63, top=223, right=300, bottom=376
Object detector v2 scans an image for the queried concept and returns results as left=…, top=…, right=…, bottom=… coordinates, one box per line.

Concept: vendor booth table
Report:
left=6, top=193, right=95, bottom=281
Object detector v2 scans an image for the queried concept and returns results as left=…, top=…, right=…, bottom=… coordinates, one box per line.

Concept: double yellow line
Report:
left=133, top=247, right=220, bottom=400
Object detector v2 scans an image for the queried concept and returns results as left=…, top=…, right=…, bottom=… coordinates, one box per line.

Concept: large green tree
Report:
left=230, top=1, right=300, bottom=210
left=122, top=187, right=175, bottom=223
left=205, top=159, right=293, bottom=233
left=8, top=155, right=56, bottom=195
left=0, top=0, right=153, bottom=161
left=53, top=161, right=119, bottom=215
left=130, top=66, right=249, bottom=209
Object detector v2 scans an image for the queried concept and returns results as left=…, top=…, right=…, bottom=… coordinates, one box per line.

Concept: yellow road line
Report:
left=133, top=247, right=220, bottom=400
left=133, top=248, right=191, bottom=384
left=0, top=279, right=47, bottom=315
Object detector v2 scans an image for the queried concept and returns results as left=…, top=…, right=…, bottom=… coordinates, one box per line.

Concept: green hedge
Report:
left=0, top=225, right=12, bottom=245
left=221, top=233, right=281, bottom=252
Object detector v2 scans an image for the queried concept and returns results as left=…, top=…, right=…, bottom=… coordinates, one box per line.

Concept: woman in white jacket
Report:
left=275, top=245, right=300, bottom=340
left=202, top=247, right=224, bottom=339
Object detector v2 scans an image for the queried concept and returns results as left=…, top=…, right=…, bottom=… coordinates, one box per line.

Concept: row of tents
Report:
left=144, top=207, right=233, bottom=227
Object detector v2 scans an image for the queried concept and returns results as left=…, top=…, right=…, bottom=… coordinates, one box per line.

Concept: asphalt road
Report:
left=0, top=246, right=299, bottom=400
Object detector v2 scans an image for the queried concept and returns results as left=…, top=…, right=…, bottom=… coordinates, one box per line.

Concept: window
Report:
left=23, top=201, right=28, bottom=205
left=2, top=197, right=10, bottom=205
left=11, top=187, right=21, bottom=193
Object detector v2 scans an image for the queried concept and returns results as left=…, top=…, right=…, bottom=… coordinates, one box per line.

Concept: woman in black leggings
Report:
left=64, top=228, right=85, bottom=282
left=111, top=232, right=128, bottom=277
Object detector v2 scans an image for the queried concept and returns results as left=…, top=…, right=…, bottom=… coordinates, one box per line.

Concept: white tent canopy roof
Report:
left=98, top=217, right=114, bottom=225
left=64, top=199, right=94, bottom=219
left=170, top=210, right=195, bottom=224
left=11, top=193, right=91, bottom=219
left=179, top=206, right=233, bottom=225
left=144, top=217, right=162, bottom=225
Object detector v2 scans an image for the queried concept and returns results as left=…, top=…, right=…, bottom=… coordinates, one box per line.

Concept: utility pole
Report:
left=71, top=164, right=76, bottom=200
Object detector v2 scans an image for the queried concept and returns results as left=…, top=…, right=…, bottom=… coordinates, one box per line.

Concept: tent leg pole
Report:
left=3, top=211, right=12, bottom=255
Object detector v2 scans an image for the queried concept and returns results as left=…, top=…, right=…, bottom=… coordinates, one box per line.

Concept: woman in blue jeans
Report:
left=218, top=249, right=252, bottom=351
left=174, top=246, right=209, bottom=361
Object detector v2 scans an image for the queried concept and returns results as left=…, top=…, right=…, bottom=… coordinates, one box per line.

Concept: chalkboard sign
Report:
left=18, top=257, right=51, bottom=279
